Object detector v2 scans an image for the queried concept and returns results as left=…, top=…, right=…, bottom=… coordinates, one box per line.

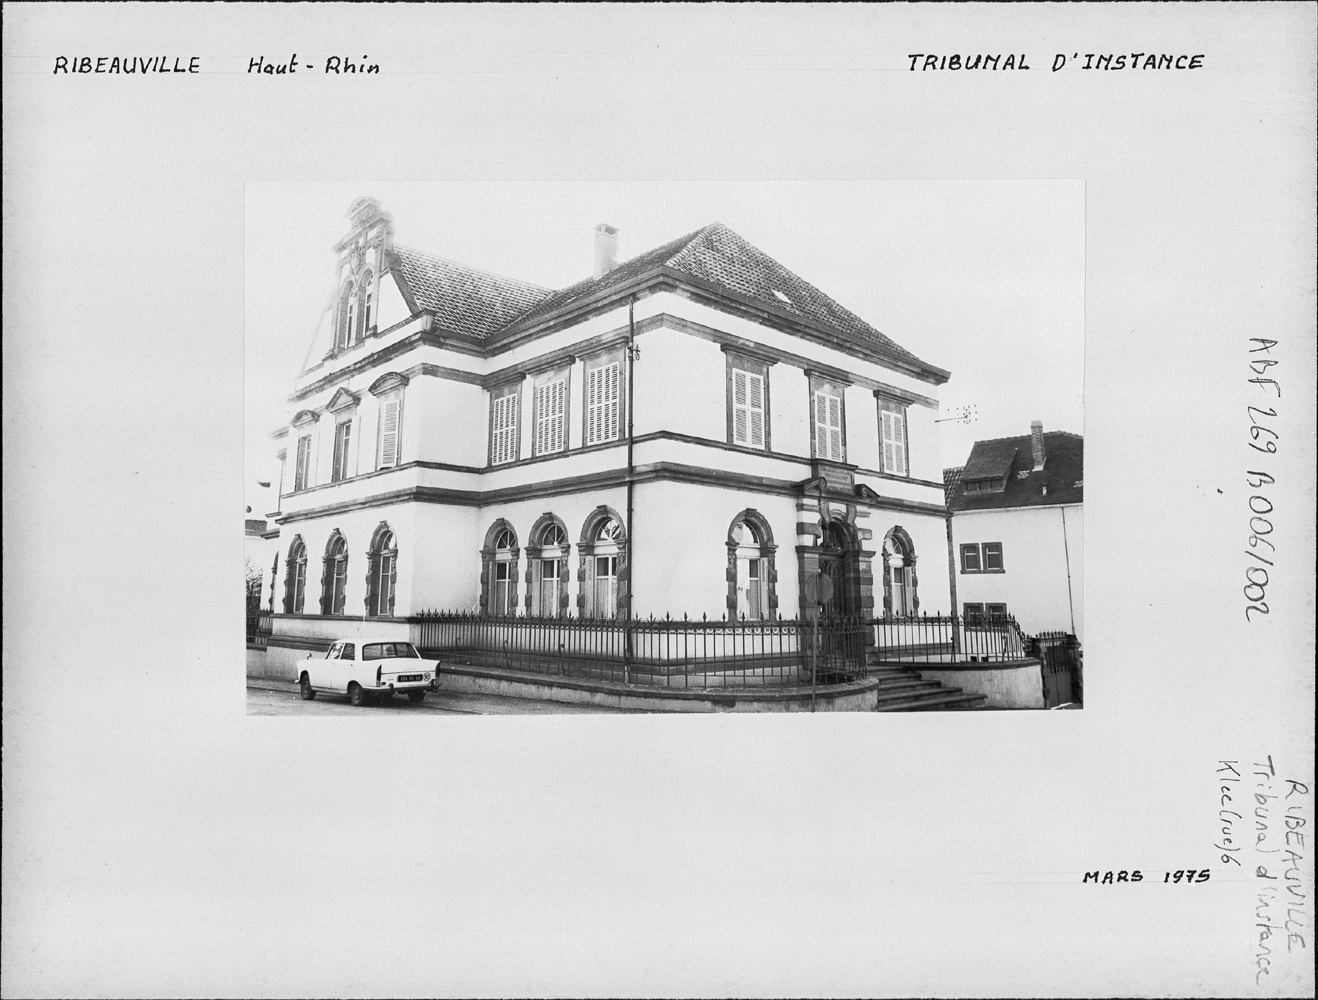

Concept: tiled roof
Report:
left=389, top=245, right=552, bottom=340
left=388, top=221, right=937, bottom=371
left=502, top=222, right=926, bottom=364
left=942, top=466, right=964, bottom=507
left=947, top=431, right=1083, bottom=511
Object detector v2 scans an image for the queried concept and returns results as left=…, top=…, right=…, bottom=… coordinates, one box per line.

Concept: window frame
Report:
left=293, top=433, right=313, bottom=492
left=331, top=418, right=353, bottom=482
left=807, top=373, right=848, bottom=463
left=488, top=380, right=522, bottom=466
left=582, top=347, right=626, bottom=447
left=723, top=350, right=773, bottom=451
left=981, top=542, right=1005, bottom=572
left=368, top=372, right=408, bottom=472
left=959, top=543, right=982, bottom=573
left=876, top=396, right=910, bottom=477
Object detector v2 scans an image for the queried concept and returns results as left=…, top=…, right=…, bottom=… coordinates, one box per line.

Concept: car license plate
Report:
left=398, top=674, right=422, bottom=682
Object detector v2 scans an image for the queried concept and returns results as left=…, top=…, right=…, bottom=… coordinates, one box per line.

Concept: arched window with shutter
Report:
left=527, top=515, right=569, bottom=617
left=578, top=508, right=626, bottom=618
left=321, top=531, right=349, bottom=615
left=726, top=510, right=778, bottom=620
left=480, top=520, right=519, bottom=615
left=283, top=536, right=307, bottom=614
left=365, top=522, right=398, bottom=617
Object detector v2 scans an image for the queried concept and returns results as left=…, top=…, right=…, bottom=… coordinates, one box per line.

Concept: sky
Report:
left=246, top=177, right=1083, bottom=506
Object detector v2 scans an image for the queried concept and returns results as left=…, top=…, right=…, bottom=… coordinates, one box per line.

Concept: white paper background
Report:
left=2, top=4, right=1314, bottom=998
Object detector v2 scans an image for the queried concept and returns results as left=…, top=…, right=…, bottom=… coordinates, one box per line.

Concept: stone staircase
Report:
left=866, top=660, right=987, bottom=711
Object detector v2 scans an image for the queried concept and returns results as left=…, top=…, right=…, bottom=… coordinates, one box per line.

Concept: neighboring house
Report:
left=264, top=197, right=954, bottom=658
left=944, top=422, right=1083, bottom=641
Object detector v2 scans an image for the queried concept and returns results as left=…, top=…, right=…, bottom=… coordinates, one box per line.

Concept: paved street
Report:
left=246, top=681, right=636, bottom=716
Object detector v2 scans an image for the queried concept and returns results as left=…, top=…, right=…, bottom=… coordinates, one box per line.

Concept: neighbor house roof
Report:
left=946, top=431, right=1084, bottom=512
left=387, top=221, right=940, bottom=375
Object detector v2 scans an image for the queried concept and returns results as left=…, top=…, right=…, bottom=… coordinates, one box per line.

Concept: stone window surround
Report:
left=725, top=508, right=779, bottom=620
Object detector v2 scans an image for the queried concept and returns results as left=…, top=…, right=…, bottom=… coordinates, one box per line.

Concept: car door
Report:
left=338, top=642, right=358, bottom=692
left=316, top=642, right=341, bottom=691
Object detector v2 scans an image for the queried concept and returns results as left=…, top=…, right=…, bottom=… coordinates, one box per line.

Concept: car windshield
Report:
left=361, top=642, right=420, bottom=660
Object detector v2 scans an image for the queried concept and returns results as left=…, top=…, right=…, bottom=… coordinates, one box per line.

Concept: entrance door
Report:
left=819, top=554, right=848, bottom=616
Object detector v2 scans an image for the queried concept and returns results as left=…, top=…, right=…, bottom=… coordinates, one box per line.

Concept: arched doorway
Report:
left=817, top=520, right=858, bottom=617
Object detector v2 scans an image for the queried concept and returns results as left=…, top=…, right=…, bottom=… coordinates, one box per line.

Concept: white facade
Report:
left=264, top=200, right=955, bottom=644
left=950, top=504, right=1083, bottom=640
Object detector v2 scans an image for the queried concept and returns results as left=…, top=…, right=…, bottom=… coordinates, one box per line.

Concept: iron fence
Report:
left=412, top=611, right=870, bottom=689
left=870, top=612, right=1028, bottom=664
left=246, top=610, right=273, bottom=647
left=1031, top=631, right=1083, bottom=707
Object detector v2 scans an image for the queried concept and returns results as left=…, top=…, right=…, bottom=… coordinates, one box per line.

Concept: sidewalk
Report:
left=246, top=676, right=645, bottom=714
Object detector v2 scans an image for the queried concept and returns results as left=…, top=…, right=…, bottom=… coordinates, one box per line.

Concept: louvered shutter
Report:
left=891, top=410, right=906, bottom=475
left=537, top=379, right=566, bottom=454
left=586, top=368, right=600, bottom=444
left=881, top=410, right=896, bottom=471
left=827, top=395, right=842, bottom=460
left=551, top=380, right=565, bottom=451
left=587, top=364, right=620, bottom=444
left=747, top=373, right=764, bottom=448
left=814, top=393, right=828, bottom=458
left=378, top=399, right=399, bottom=468
left=604, top=363, right=619, bottom=441
left=733, top=370, right=748, bottom=444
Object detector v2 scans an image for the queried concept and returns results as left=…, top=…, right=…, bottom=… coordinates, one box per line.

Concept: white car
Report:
left=299, top=638, right=440, bottom=706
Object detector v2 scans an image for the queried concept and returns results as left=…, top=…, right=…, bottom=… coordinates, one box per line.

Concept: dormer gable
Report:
left=325, top=387, right=361, bottom=414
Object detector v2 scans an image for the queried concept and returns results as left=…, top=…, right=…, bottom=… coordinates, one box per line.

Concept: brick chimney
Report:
left=1030, top=420, right=1046, bottom=470
left=593, top=223, right=619, bottom=278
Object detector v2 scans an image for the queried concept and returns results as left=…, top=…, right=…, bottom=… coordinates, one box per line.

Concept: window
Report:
left=731, top=370, right=766, bottom=448
left=534, top=375, right=568, bottom=456
left=293, top=434, right=313, bottom=491
left=377, top=397, right=401, bottom=468
left=960, top=544, right=981, bottom=573
left=366, top=525, right=397, bottom=617
left=482, top=523, right=519, bottom=615
left=355, top=270, right=373, bottom=342
left=985, top=603, right=1007, bottom=617
left=726, top=511, right=777, bottom=620
left=322, top=532, right=348, bottom=615
left=339, top=642, right=356, bottom=660
left=490, top=385, right=520, bottom=465
left=884, top=528, right=918, bottom=616
left=809, top=378, right=846, bottom=462
left=587, top=516, right=622, bottom=617
left=336, top=280, right=353, bottom=352
left=531, top=519, right=568, bottom=616
left=960, top=543, right=1004, bottom=573
left=363, top=642, right=420, bottom=661
left=585, top=360, right=621, bottom=445
left=331, top=420, right=352, bottom=482
left=283, top=536, right=307, bottom=613
left=877, top=398, right=908, bottom=476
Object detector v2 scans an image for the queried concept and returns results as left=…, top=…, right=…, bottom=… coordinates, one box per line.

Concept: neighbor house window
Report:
left=809, top=375, right=847, bottom=462
left=321, top=532, right=349, bottom=615
left=960, top=543, right=1004, bottom=573
left=960, top=544, right=981, bottom=573
left=331, top=420, right=352, bottom=482
left=293, top=434, right=313, bottom=491
left=365, top=524, right=397, bottom=617
left=584, top=352, right=623, bottom=445
left=489, top=383, right=520, bottom=465
left=533, top=371, right=569, bottom=456
left=877, top=397, right=909, bottom=476
left=283, top=536, right=307, bottom=613
left=963, top=602, right=984, bottom=624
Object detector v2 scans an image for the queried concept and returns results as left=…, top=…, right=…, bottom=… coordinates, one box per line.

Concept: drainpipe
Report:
left=1060, top=506, right=1076, bottom=635
left=944, top=511, right=960, bottom=656
left=624, top=296, right=638, bottom=680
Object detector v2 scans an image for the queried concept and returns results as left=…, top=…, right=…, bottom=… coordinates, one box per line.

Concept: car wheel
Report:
left=348, top=682, right=367, bottom=707
left=407, top=690, right=425, bottom=704
left=299, top=674, right=316, bottom=701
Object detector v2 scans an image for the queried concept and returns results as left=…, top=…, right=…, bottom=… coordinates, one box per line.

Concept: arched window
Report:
left=726, top=510, right=777, bottom=620
left=529, top=516, right=569, bottom=617
left=589, top=518, right=622, bottom=617
left=365, top=523, right=397, bottom=617
left=321, top=531, right=349, bottom=615
left=283, top=536, right=307, bottom=614
left=480, top=521, right=519, bottom=615
left=336, top=280, right=354, bottom=352
left=354, top=270, right=373, bottom=342
left=882, top=526, right=918, bottom=617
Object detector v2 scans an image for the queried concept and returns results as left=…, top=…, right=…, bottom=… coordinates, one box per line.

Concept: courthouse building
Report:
left=263, top=198, right=955, bottom=663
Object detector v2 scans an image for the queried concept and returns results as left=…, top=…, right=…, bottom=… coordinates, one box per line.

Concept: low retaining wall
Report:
left=437, top=662, right=883, bottom=712
left=914, top=659, right=1044, bottom=709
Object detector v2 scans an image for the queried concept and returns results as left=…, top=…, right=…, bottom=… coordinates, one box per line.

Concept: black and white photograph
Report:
left=4, top=4, right=1314, bottom=998
left=244, top=181, right=1084, bottom=715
